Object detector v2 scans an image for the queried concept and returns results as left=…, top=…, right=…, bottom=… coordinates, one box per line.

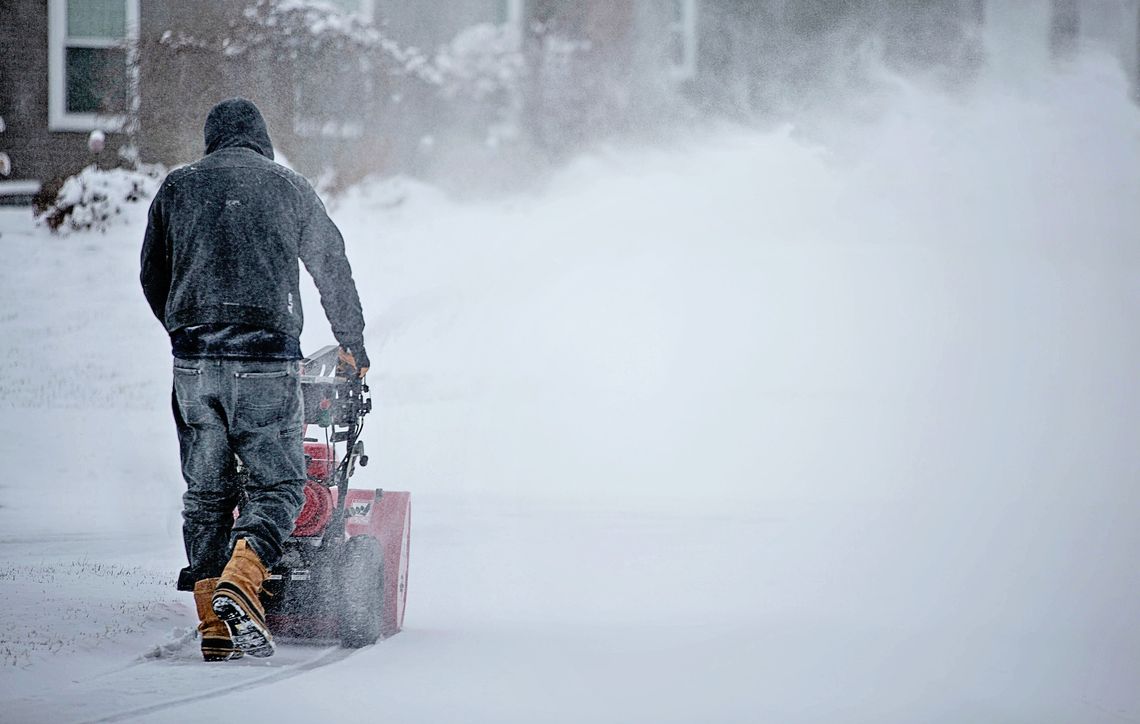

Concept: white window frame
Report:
left=668, top=0, right=698, bottom=81
left=48, top=0, right=140, bottom=132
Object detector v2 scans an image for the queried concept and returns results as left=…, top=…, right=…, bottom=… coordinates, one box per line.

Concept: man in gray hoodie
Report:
left=141, top=98, right=368, bottom=660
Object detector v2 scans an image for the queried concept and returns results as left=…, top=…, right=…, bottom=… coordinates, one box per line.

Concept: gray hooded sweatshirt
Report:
left=140, top=98, right=365, bottom=360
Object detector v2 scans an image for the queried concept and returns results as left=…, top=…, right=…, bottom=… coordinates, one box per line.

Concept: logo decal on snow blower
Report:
left=347, top=501, right=372, bottom=520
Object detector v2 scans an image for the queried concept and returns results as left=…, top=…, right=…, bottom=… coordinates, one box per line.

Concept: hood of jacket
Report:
left=203, top=98, right=275, bottom=160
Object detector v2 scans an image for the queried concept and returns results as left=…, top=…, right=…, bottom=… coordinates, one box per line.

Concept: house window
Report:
left=48, top=0, right=139, bottom=132
left=668, top=0, right=698, bottom=81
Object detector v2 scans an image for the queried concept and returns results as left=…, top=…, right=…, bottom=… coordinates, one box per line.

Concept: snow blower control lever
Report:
left=300, top=345, right=371, bottom=539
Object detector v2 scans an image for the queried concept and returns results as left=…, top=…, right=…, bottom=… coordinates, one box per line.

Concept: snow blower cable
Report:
left=328, top=379, right=368, bottom=537
left=324, top=423, right=333, bottom=482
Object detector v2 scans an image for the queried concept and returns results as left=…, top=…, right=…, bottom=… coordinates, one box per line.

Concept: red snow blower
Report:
left=260, top=345, right=411, bottom=647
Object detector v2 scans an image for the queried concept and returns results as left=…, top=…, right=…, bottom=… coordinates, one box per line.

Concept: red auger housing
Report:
left=261, top=345, right=411, bottom=647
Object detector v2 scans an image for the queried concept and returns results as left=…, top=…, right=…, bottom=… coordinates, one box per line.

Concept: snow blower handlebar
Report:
left=300, top=345, right=372, bottom=540
left=300, top=345, right=372, bottom=426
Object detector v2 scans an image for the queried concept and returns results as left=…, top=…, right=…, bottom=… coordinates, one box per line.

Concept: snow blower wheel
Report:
left=338, top=535, right=385, bottom=648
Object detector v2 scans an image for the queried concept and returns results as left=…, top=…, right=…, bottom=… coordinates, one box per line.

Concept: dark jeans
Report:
left=172, top=357, right=305, bottom=584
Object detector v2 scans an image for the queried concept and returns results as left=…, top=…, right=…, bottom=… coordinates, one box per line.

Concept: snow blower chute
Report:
left=259, top=345, right=411, bottom=647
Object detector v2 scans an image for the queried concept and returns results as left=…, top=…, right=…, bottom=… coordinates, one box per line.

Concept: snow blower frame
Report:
left=259, top=345, right=411, bottom=647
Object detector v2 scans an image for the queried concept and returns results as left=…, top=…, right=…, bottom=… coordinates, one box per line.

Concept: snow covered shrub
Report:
left=433, top=23, right=527, bottom=148
left=232, top=2, right=533, bottom=142
left=226, top=0, right=431, bottom=76
left=435, top=23, right=525, bottom=102
left=36, top=164, right=164, bottom=234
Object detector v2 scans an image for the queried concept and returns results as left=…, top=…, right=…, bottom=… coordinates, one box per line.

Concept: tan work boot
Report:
left=212, top=539, right=275, bottom=658
left=193, top=578, right=242, bottom=661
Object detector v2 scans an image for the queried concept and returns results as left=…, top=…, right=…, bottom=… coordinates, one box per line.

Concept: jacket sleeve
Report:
left=298, top=188, right=366, bottom=350
left=140, top=188, right=171, bottom=327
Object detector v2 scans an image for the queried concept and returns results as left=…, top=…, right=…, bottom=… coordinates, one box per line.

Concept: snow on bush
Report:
left=434, top=23, right=525, bottom=101
left=433, top=23, right=527, bottom=147
left=36, top=164, right=164, bottom=234
left=220, top=0, right=432, bottom=78
left=236, top=1, right=529, bottom=95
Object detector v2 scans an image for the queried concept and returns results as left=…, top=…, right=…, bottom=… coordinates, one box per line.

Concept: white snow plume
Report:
left=332, top=53, right=1140, bottom=511
left=306, top=53, right=1138, bottom=720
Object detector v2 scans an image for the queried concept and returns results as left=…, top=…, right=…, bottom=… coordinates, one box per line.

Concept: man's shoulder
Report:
left=271, top=164, right=316, bottom=197
left=253, top=156, right=316, bottom=189
left=161, top=164, right=193, bottom=186
left=162, top=154, right=313, bottom=197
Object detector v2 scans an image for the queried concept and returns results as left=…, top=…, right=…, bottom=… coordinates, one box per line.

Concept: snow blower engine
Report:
left=261, top=345, right=411, bottom=647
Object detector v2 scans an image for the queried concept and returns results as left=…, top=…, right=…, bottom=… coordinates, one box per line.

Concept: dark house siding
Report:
left=136, top=1, right=288, bottom=169
left=689, top=0, right=987, bottom=118
left=2, top=1, right=84, bottom=186
left=0, top=0, right=131, bottom=197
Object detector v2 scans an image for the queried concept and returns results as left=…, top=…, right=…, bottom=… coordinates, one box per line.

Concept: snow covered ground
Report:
left=2, top=42, right=1139, bottom=724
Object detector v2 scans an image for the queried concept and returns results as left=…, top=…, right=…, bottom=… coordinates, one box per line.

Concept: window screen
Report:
left=67, top=0, right=126, bottom=39
left=65, top=47, right=128, bottom=114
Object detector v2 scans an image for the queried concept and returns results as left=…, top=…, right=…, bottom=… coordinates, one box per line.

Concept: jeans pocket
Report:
left=234, top=370, right=297, bottom=430
left=235, top=370, right=289, bottom=379
left=173, top=366, right=213, bottom=426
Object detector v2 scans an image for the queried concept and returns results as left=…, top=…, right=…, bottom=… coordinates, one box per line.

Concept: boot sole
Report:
left=212, top=589, right=275, bottom=658
left=201, top=636, right=244, bottom=662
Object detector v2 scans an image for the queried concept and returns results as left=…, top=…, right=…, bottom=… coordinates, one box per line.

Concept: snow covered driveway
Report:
left=2, top=55, right=1140, bottom=723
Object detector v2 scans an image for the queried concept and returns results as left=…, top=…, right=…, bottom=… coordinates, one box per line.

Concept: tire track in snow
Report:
left=73, top=645, right=353, bottom=724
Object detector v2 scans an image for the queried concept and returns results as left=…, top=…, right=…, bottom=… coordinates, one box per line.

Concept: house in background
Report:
left=0, top=0, right=544, bottom=202
left=3, top=0, right=1139, bottom=205
left=0, top=0, right=688, bottom=201
left=1, top=0, right=141, bottom=203
left=688, top=0, right=990, bottom=117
